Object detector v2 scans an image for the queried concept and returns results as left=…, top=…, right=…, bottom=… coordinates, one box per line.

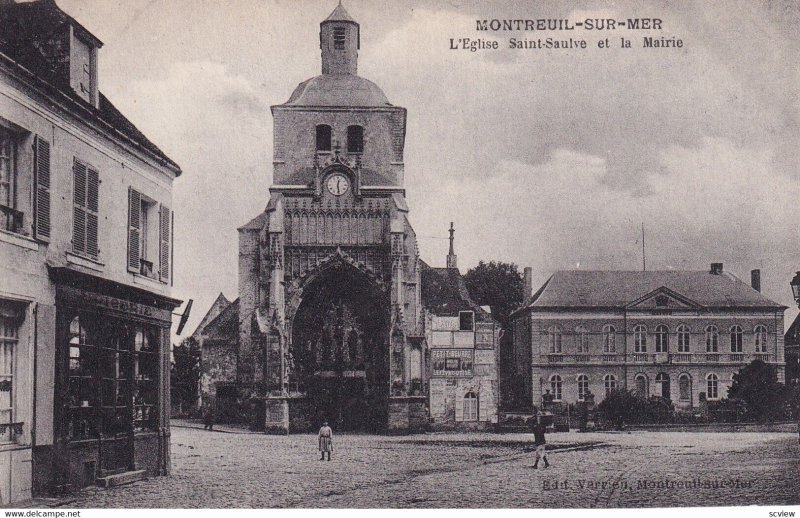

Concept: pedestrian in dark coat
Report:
left=202, top=400, right=216, bottom=431
left=318, top=421, right=333, bottom=461
left=532, top=416, right=549, bottom=469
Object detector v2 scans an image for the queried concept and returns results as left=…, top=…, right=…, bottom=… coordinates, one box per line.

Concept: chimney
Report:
left=524, top=267, right=533, bottom=299
left=751, top=269, right=761, bottom=292
left=710, top=263, right=723, bottom=275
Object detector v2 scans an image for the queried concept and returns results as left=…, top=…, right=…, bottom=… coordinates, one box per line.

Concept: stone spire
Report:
left=446, top=222, right=457, bottom=269
left=320, top=1, right=360, bottom=75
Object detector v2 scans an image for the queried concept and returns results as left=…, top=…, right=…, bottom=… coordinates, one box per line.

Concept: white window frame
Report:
left=754, top=325, right=768, bottom=353
left=655, top=325, right=669, bottom=353
left=549, top=374, right=562, bottom=401
left=602, top=325, right=616, bottom=353
left=676, top=324, right=690, bottom=353
left=634, top=325, right=647, bottom=353
left=603, top=374, right=617, bottom=396
left=462, top=392, right=478, bottom=421
left=705, top=325, right=719, bottom=352
left=575, top=325, right=589, bottom=353
left=577, top=374, right=589, bottom=401
left=706, top=373, right=719, bottom=400
left=730, top=326, right=743, bottom=353
left=548, top=326, right=562, bottom=354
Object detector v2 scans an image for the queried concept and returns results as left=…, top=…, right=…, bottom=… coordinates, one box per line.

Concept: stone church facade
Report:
left=195, top=4, right=499, bottom=434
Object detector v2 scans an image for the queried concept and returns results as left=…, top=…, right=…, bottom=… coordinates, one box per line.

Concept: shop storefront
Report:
left=46, top=268, right=179, bottom=490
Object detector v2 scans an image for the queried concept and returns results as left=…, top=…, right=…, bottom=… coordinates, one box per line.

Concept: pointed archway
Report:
left=288, top=258, right=390, bottom=432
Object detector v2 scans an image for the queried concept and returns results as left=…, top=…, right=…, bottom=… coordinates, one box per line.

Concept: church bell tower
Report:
left=237, top=3, right=425, bottom=434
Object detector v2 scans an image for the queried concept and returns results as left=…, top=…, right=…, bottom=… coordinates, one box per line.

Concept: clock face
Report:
left=326, top=174, right=350, bottom=196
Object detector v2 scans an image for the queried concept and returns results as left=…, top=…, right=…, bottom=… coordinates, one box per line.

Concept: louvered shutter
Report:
left=158, top=204, right=170, bottom=282
left=127, top=188, right=141, bottom=272
left=86, top=167, right=99, bottom=257
left=33, top=136, right=50, bottom=241
left=72, top=159, right=87, bottom=254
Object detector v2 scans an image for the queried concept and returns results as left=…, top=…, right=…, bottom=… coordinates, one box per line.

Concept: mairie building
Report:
left=511, top=264, right=786, bottom=410
left=192, top=4, right=499, bottom=434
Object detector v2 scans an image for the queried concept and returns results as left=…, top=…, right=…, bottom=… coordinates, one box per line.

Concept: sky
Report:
left=55, top=0, right=800, bottom=339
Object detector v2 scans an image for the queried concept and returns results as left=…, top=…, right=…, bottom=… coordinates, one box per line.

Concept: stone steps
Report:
left=96, top=470, right=147, bottom=488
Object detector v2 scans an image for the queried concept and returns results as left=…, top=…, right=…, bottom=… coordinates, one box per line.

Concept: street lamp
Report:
left=791, top=272, right=800, bottom=306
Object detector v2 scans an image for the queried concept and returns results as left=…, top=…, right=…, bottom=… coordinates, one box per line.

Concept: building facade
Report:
left=511, top=265, right=786, bottom=411
left=0, top=0, right=181, bottom=503
left=196, top=4, right=498, bottom=434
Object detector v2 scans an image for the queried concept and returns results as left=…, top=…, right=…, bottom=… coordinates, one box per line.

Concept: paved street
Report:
left=71, top=423, right=800, bottom=508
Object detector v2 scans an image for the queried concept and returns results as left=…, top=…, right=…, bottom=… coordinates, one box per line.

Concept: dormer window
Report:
left=333, top=27, right=346, bottom=49
left=347, top=125, right=363, bottom=153
left=316, top=124, right=332, bottom=152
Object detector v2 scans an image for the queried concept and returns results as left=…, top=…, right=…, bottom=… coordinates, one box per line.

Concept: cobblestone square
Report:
left=67, top=422, right=800, bottom=508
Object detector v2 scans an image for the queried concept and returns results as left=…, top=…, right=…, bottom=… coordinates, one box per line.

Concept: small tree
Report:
left=728, top=360, right=785, bottom=422
left=596, top=389, right=645, bottom=429
left=171, top=337, right=202, bottom=416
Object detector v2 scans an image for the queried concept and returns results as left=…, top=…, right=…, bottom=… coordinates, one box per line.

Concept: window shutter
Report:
left=72, top=159, right=87, bottom=254
left=33, top=136, right=51, bottom=241
left=86, top=168, right=99, bottom=258
left=454, top=394, right=464, bottom=422
left=127, top=188, right=141, bottom=272
left=158, top=204, right=170, bottom=282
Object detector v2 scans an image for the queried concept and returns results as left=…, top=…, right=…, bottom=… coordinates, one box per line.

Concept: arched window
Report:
left=463, top=392, right=478, bottom=421
left=575, top=325, right=589, bottom=353
left=676, top=324, right=690, bottom=353
left=705, top=325, right=718, bottom=352
left=634, top=374, right=648, bottom=397
left=602, top=325, right=616, bottom=353
left=655, top=372, right=670, bottom=399
left=655, top=325, right=669, bottom=353
left=603, top=374, right=617, bottom=396
left=549, top=374, right=562, bottom=401
left=547, top=326, right=562, bottom=354
left=754, top=325, right=768, bottom=353
left=730, top=325, right=743, bottom=353
left=315, top=124, right=332, bottom=152
left=634, top=325, right=647, bottom=353
left=577, top=374, right=589, bottom=401
left=347, top=125, right=364, bottom=153
left=706, top=373, right=719, bottom=400
left=679, top=373, right=692, bottom=401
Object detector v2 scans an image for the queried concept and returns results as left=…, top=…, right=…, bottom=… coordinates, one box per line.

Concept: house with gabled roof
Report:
left=511, top=263, right=786, bottom=411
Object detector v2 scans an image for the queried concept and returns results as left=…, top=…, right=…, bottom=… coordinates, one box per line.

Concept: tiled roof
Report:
left=523, top=270, right=784, bottom=310
left=281, top=74, right=392, bottom=107
left=323, top=2, right=358, bottom=24
left=420, top=261, right=490, bottom=318
left=0, top=0, right=181, bottom=174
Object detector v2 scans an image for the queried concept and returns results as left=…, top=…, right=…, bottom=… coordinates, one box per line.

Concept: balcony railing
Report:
left=538, top=353, right=775, bottom=365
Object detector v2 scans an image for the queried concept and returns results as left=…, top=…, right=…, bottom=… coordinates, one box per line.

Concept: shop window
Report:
left=0, top=308, right=20, bottom=443
left=133, top=327, right=158, bottom=432
left=463, top=392, right=478, bottom=421
left=66, top=316, right=98, bottom=440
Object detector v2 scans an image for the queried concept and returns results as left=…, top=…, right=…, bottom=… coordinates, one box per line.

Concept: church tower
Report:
left=237, top=3, right=425, bottom=434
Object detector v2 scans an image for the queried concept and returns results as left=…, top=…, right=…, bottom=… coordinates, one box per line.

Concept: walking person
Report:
left=532, top=415, right=550, bottom=469
left=318, top=421, right=333, bottom=461
left=202, top=399, right=216, bottom=431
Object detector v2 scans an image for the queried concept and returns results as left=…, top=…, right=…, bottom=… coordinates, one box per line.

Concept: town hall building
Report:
left=192, top=4, right=499, bottom=434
